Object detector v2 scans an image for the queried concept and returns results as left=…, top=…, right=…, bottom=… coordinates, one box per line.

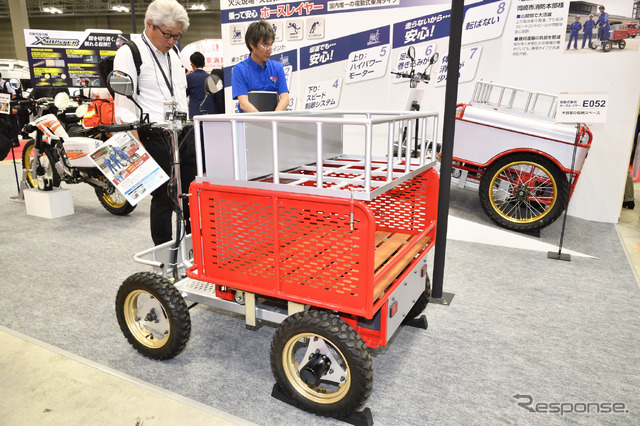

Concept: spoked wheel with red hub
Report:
left=479, top=153, right=570, bottom=232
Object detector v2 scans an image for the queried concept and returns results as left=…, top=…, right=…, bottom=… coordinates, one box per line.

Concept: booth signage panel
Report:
left=24, top=29, right=124, bottom=88
left=556, top=93, right=609, bottom=124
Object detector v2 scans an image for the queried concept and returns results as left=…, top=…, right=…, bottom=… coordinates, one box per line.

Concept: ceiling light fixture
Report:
left=111, top=5, right=130, bottom=13
left=43, top=6, right=63, bottom=14
left=190, top=4, right=207, bottom=11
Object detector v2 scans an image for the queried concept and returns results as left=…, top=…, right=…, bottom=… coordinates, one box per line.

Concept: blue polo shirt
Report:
left=232, top=56, right=288, bottom=108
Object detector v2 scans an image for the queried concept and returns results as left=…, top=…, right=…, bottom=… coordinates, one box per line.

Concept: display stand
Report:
left=271, top=383, right=373, bottom=426
left=429, top=292, right=455, bottom=306
left=24, top=187, right=74, bottom=218
left=547, top=124, right=580, bottom=262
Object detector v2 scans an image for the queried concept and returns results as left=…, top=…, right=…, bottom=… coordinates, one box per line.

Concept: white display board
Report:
left=220, top=0, right=640, bottom=224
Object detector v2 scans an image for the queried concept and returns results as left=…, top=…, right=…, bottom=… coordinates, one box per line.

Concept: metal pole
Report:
left=431, top=0, right=465, bottom=299
left=130, top=0, right=137, bottom=33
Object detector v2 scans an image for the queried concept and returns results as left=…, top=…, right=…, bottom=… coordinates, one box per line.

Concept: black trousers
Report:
left=138, top=125, right=197, bottom=245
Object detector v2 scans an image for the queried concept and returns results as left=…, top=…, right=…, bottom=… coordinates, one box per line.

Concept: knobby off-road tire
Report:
left=402, top=275, right=432, bottom=324
left=115, top=272, right=190, bottom=360
left=22, top=140, right=61, bottom=189
left=479, top=153, right=570, bottom=232
left=94, top=175, right=136, bottom=215
left=270, top=311, right=373, bottom=417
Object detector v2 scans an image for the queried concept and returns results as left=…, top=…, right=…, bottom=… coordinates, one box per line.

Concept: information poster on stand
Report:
left=24, top=29, right=124, bottom=88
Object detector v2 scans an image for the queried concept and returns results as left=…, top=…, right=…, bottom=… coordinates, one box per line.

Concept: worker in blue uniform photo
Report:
left=232, top=20, right=289, bottom=113
left=567, top=16, right=582, bottom=50
left=596, top=5, right=610, bottom=43
left=582, top=14, right=596, bottom=48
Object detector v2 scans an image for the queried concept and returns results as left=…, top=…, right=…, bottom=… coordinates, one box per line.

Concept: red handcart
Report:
left=116, top=110, right=440, bottom=419
left=591, top=24, right=628, bottom=52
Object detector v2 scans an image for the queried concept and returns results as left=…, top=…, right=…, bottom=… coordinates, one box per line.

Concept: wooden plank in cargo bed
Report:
left=373, top=233, right=431, bottom=300
left=374, top=232, right=411, bottom=269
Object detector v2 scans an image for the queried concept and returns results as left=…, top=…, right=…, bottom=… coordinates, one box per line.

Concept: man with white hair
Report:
left=113, top=0, right=196, bottom=245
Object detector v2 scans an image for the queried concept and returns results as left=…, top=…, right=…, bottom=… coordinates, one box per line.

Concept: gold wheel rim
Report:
left=282, top=333, right=351, bottom=404
left=488, top=160, right=558, bottom=224
left=23, top=144, right=37, bottom=187
left=123, top=289, right=170, bottom=349
left=98, top=175, right=128, bottom=208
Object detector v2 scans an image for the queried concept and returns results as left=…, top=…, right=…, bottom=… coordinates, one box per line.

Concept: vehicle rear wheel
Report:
left=270, top=311, right=373, bottom=417
left=22, top=140, right=61, bottom=189
left=115, top=272, right=191, bottom=360
left=479, top=153, right=570, bottom=232
left=619, top=39, right=626, bottom=49
left=94, top=174, right=136, bottom=215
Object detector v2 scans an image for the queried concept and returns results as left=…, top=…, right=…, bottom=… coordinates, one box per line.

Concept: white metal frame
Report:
left=193, top=110, right=440, bottom=201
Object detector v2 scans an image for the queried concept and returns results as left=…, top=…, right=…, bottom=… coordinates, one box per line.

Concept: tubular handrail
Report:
left=194, top=110, right=440, bottom=200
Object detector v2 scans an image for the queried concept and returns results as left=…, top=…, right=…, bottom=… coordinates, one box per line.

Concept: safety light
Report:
left=389, top=300, right=398, bottom=318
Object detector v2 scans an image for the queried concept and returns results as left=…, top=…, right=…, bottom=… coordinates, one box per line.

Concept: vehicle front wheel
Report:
left=94, top=175, right=136, bottom=215
left=270, top=311, right=373, bottom=417
left=603, top=41, right=613, bottom=52
left=115, top=272, right=191, bottom=360
left=619, top=39, right=626, bottom=49
left=22, top=140, right=61, bottom=189
left=478, top=153, right=570, bottom=232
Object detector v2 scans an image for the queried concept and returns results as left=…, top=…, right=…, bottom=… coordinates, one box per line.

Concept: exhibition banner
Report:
left=24, top=29, right=124, bottom=88
left=219, top=0, right=640, bottom=224
left=179, top=39, right=225, bottom=72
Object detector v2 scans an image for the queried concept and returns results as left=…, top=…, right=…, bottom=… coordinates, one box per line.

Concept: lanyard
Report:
left=142, top=33, right=174, bottom=98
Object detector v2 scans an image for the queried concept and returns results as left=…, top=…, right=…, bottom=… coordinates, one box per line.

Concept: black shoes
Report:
left=623, top=201, right=635, bottom=209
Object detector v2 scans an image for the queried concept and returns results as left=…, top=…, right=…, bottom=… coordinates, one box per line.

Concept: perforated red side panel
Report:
left=189, top=184, right=375, bottom=315
left=196, top=190, right=278, bottom=292
left=365, top=168, right=437, bottom=232
left=188, top=168, right=437, bottom=318
left=277, top=199, right=369, bottom=312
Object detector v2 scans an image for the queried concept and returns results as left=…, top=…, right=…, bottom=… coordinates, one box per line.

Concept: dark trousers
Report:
left=138, top=125, right=197, bottom=245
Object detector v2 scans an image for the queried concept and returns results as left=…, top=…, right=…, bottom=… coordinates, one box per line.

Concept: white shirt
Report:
left=1, top=79, right=16, bottom=96
left=113, top=33, right=187, bottom=124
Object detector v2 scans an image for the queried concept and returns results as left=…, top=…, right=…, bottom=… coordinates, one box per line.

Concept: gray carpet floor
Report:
left=1, top=157, right=639, bottom=425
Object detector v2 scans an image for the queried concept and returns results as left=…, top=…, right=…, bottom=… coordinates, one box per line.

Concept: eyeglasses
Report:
left=258, top=43, right=273, bottom=51
left=154, top=25, right=182, bottom=41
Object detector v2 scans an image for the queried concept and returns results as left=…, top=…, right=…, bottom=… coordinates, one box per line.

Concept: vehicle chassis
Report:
left=116, top=110, right=440, bottom=419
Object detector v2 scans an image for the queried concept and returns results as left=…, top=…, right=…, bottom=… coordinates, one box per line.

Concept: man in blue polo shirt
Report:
left=232, top=20, right=289, bottom=112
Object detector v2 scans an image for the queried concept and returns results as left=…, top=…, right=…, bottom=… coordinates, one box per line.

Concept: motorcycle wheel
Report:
left=478, top=153, right=570, bottom=232
left=94, top=175, right=136, bottom=215
left=270, top=311, right=373, bottom=417
left=115, top=272, right=191, bottom=360
left=21, top=140, right=61, bottom=189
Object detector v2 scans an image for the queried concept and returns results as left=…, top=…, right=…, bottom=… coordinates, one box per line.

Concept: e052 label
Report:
left=583, top=99, right=606, bottom=108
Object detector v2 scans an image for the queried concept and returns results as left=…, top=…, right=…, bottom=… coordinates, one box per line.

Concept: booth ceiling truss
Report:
left=0, top=0, right=220, bottom=17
